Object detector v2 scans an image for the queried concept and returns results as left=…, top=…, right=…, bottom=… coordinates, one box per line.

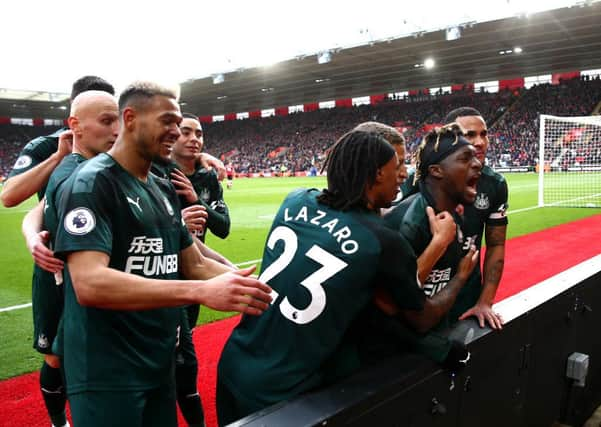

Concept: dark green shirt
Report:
left=8, top=128, right=65, bottom=200
left=450, top=165, right=508, bottom=318
left=150, top=160, right=178, bottom=180
left=385, top=186, right=467, bottom=299
left=151, top=161, right=230, bottom=241
left=399, top=166, right=508, bottom=317
left=218, top=188, right=423, bottom=411
left=44, top=153, right=87, bottom=247
left=182, top=165, right=230, bottom=241
left=54, top=153, right=193, bottom=393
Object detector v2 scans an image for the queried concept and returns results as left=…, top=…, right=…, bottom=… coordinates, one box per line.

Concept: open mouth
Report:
left=466, top=175, right=479, bottom=197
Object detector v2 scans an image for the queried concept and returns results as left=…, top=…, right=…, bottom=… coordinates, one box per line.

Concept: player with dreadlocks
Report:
left=216, top=129, right=429, bottom=425
left=398, top=108, right=507, bottom=329
left=369, top=124, right=481, bottom=366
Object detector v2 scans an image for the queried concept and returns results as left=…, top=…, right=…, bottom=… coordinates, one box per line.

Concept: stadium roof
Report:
left=1, top=2, right=600, bottom=120
left=181, top=3, right=601, bottom=116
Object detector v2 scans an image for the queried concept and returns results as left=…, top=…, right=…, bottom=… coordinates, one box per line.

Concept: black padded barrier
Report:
left=230, top=267, right=601, bottom=427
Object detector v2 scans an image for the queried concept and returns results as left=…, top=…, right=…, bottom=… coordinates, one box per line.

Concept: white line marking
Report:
left=235, top=259, right=262, bottom=267
left=543, top=192, right=601, bottom=207
left=507, top=206, right=540, bottom=214
left=0, top=303, right=32, bottom=313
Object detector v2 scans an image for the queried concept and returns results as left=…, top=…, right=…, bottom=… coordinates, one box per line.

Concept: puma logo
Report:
left=127, top=196, right=142, bottom=212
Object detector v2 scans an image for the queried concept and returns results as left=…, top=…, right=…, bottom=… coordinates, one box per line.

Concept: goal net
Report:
left=538, top=114, right=601, bottom=208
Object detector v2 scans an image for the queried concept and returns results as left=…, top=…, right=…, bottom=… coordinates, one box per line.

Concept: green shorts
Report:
left=69, top=382, right=176, bottom=427
left=32, top=265, right=64, bottom=354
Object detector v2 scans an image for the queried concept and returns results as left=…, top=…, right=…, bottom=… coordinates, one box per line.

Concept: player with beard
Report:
left=399, top=108, right=507, bottom=329
left=216, top=129, right=478, bottom=425
left=379, top=124, right=482, bottom=364
left=52, top=81, right=272, bottom=427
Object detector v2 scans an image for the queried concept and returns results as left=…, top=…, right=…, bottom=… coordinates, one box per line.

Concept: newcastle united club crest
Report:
left=474, top=193, right=490, bottom=210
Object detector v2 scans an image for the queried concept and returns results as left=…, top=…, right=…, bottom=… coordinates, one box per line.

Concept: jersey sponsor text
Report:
left=424, top=267, right=452, bottom=296
left=125, top=236, right=178, bottom=275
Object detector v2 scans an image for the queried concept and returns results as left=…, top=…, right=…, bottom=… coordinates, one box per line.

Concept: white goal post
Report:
left=538, top=114, right=601, bottom=208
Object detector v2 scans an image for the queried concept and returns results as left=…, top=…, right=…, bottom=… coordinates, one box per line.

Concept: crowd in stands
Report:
left=203, top=77, right=600, bottom=174
left=203, top=89, right=518, bottom=175
left=1, top=76, right=600, bottom=179
left=489, top=77, right=601, bottom=167
left=0, top=125, right=62, bottom=179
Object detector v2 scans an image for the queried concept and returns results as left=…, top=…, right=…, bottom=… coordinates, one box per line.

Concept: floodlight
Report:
left=446, top=26, right=461, bottom=41
left=514, top=46, right=523, bottom=53
left=317, top=51, right=332, bottom=64
left=212, top=73, right=224, bottom=85
left=424, top=58, right=435, bottom=69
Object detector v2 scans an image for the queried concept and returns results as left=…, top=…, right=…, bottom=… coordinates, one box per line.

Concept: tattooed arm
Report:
left=458, top=224, right=506, bottom=329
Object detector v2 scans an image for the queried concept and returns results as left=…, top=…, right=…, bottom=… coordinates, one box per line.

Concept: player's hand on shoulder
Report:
left=197, top=266, right=273, bottom=315
left=426, top=206, right=456, bottom=247
left=57, top=130, right=73, bottom=158
left=181, top=205, right=208, bottom=233
left=27, top=230, right=64, bottom=273
left=458, top=302, right=504, bottom=330
left=170, top=168, right=198, bottom=204
left=457, top=244, right=479, bottom=281
left=198, top=153, right=226, bottom=181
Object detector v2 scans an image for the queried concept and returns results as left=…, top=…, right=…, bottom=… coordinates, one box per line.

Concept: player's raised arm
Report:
left=416, top=206, right=457, bottom=283
left=1, top=130, right=72, bottom=207
left=402, top=245, right=479, bottom=333
left=198, top=152, right=226, bottom=181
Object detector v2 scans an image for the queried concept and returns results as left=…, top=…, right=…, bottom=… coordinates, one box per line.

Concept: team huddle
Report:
left=1, top=76, right=508, bottom=427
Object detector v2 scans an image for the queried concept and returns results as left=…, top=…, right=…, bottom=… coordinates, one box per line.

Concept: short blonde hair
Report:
left=118, top=81, right=180, bottom=112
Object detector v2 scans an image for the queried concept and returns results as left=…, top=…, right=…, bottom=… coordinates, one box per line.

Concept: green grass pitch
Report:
left=0, top=173, right=600, bottom=379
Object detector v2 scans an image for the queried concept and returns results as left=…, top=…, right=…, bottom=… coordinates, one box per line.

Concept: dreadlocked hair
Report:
left=413, top=122, right=464, bottom=185
left=317, top=130, right=394, bottom=211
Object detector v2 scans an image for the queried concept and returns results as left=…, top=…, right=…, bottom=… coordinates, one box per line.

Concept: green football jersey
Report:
left=150, top=160, right=178, bottom=180
left=44, top=153, right=87, bottom=246
left=8, top=128, right=65, bottom=200
left=30, top=153, right=87, bottom=354
left=382, top=188, right=471, bottom=362
left=54, top=153, right=193, bottom=394
left=450, top=165, right=508, bottom=319
left=398, top=167, right=508, bottom=318
left=218, top=188, right=424, bottom=412
left=182, top=165, right=230, bottom=241
left=385, top=186, right=467, bottom=299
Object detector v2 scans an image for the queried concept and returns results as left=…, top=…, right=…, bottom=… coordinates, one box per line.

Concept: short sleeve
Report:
left=8, top=137, right=56, bottom=178
left=486, top=178, right=509, bottom=226
left=54, top=173, right=113, bottom=258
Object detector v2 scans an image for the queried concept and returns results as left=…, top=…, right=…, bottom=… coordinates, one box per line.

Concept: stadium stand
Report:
left=200, top=77, right=601, bottom=174
left=489, top=77, right=601, bottom=167
left=0, top=125, right=62, bottom=179
left=1, top=76, right=599, bottom=178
